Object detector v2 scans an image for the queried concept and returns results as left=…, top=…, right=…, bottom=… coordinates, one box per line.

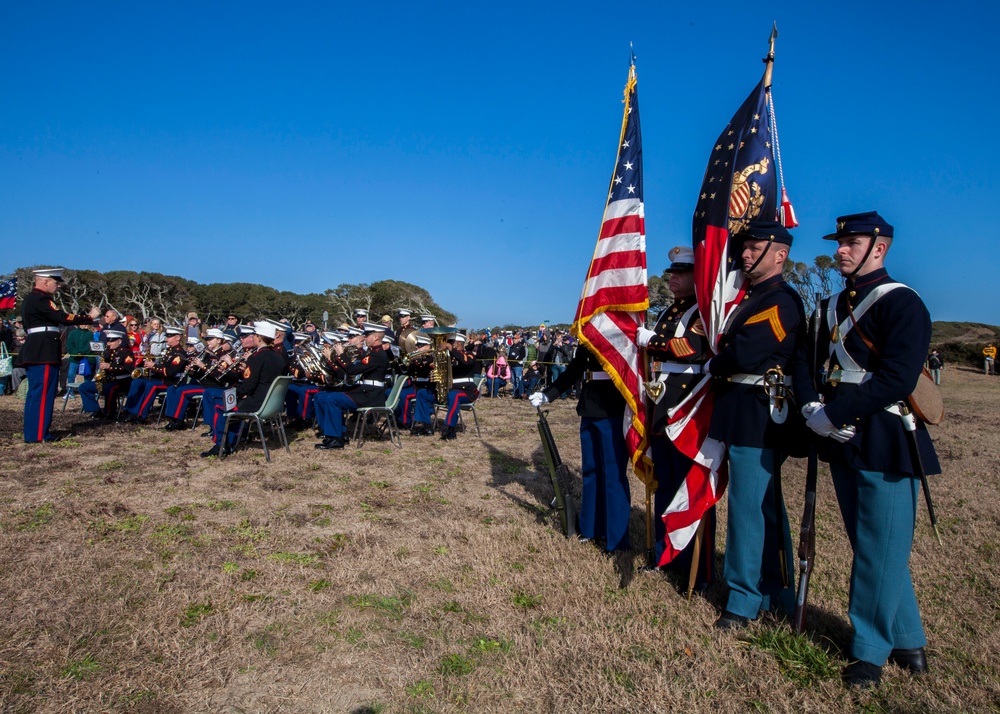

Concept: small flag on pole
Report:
left=0, top=278, right=16, bottom=310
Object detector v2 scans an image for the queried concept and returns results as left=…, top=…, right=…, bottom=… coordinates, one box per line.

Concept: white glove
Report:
left=801, top=401, right=822, bottom=419
left=806, top=406, right=856, bottom=443
left=703, top=358, right=713, bottom=377
left=529, top=392, right=549, bottom=408
left=636, top=327, right=657, bottom=348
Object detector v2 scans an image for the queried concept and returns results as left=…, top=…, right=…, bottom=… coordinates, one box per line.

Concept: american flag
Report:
left=572, top=56, right=652, bottom=486
left=0, top=278, right=16, bottom=310
left=659, top=68, right=787, bottom=565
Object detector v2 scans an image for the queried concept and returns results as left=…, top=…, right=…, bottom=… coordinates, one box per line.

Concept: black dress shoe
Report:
left=889, top=647, right=928, bottom=674
left=843, top=660, right=882, bottom=687
left=440, top=426, right=457, bottom=441
left=315, top=436, right=345, bottom=450
left=200, top=444, right=221, bottom=458
left=410, top=423, right=431, bottom=436
left=714, top=611, right=751, bottom=631
left=164, top=420, right=177, bottom=431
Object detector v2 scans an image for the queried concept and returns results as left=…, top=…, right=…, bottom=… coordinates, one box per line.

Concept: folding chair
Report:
left=220, top=376, right=293, bottom=462
left=351, top=377, right=407, bottom=448
left=61, top=382, right=84, bottom=413
left=431, top=375, right=485, bottom=438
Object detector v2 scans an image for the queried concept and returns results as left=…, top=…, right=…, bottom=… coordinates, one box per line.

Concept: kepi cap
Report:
left=823, top=211, right=894, bottom=241
left=735, top=220, right=794, bottom=246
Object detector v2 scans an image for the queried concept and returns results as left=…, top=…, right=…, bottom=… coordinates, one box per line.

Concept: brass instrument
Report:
left=421, top=326, right=455, bottom=403
left=299, top=342, right=335, bottom=384
left=131, top=366, right=151, bottom=379
left=94, top=370, right=108, bottom=390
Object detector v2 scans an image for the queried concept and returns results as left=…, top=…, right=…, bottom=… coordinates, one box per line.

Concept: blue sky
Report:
left=1, top=1, right=995, bottom=328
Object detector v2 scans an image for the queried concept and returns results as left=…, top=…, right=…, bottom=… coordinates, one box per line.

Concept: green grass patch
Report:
left=151, top=522, right=194, bottom=543
left=471, top=637, right=511, bottom=654
left=438, top=652, right=476, bottom=676
left=399, top=632, right=426, bottom=649
left=743, top=628, right=839, bottom=687
left=208, top=499, right=237, bottom=511
left=346, top=590, right=414, bottom=621
left=429, top=577, right=454, bottom=593
left=88, top=514, right=149, bottom=536
left=512, top=590, right=543, bottom=609
left=406, top=679, right=435, bottom=698
left=50, top=437, right=81, bottom=448
left=308, top=578, right=332, bottom=592
left=97, top=459, right=126, bottom=471
left=222, top=561, right=240, bottom=574
left=61, top=653, right=100, bottom=680
left=232, top=519, right=270, bottom=542
left=269, top=551, right=320, bottom=566
left=370, top=480, right=391, bottom=489
left=180, top=602, right=213, bottom=627
left=11, top=502, right=55, bottom=531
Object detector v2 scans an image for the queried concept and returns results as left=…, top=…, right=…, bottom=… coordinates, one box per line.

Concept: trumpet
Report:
left=179, top=346, right=218, bottom=383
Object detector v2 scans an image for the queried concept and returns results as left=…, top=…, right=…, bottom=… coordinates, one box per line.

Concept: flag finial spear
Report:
left=763, top=22, right=778, bottom=88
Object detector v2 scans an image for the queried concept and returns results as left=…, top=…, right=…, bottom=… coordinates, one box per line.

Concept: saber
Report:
left=898, top=402, right=943, bottom=545
left=536, top=406, right=579, bottom=538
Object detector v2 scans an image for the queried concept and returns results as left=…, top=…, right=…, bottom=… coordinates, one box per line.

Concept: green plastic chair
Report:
left=431, top=375, right=485, bottom=437
left=351, top=376, right=408, bottom=448
left=220, top=375, right=293, bottom=461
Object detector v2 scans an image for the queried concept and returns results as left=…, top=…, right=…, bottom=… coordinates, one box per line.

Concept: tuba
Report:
left=421, top=326, right=454, bottom=403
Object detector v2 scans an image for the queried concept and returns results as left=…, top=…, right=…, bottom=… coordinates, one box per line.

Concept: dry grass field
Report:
left=0, top=368, right=997, bottom=713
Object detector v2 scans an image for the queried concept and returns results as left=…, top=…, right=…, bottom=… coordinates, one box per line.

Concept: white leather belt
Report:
left=415, top=378, right=430, bottom=383
left=658, top=363, right=703, bottom=375
left=359, top=380, right=385, bottom=387
left=728, top=373, right=794, bottom=387
left=826, top=369, right=871, bottom=385
left=27, top=326, right=60, bottom=334
left=585, top=371, right=611, bottom=381
left=452, top=378, right=474, bottom=385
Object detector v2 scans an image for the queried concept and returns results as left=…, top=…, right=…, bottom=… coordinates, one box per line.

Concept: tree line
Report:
left=0, top=267, right=457, bottom=328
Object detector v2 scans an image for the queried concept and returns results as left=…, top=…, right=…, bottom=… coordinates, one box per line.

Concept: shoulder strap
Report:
left=828, top=282, right=912, bottom=368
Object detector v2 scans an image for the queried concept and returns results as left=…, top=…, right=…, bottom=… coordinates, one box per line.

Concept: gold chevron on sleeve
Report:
left=690, top=316, right=706, bottom=336
left=669, top=337, right=696, bottom=358
left=743, top=305, right=786, bottom=342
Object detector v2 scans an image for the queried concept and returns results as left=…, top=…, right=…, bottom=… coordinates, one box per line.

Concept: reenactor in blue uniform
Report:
left=201, top=321, right=285, bottom=457
left=79, top=330, right=135, bottom=418
left=705, top=222, right=805, bottom=630
left=795, top=211, right=938, bottom=687
left=121, top=326, right=188, bottom=422
left=313, top=323, right=390, bottom=450
left=637, top=246, right=715, bottom=588
left=18, top=268, right=100, bottom=443
left=530, top=343, right=630, bottom=552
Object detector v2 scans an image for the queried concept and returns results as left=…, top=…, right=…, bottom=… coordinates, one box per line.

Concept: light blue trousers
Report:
left=723, top=446, right=795, bottom=619
left=831, top=462, right=926, bottom=665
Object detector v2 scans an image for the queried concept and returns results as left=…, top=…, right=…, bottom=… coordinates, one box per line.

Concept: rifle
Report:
left=536, top=407, right=579, bottom=538
left=793, top=292, right=822, bottom=633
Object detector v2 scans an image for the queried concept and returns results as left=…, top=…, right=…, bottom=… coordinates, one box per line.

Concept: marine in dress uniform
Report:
left=200, top=326, right=255, bottom=441
left=396, top=310, right=418, bottom=355
left=162, top=330, right=228, bottom=430
left=637, top=246, right=715, bottom=588
left=79, top=330, right=134, bottom=417
left=313, top=323, right=390, bottom=449
left=201, top=321, right=286, bottom=457
left=401, top=335, right=435, bottom=432
left=705, top=222, right=805, bottom=630
left=412, top=332, right=479, bottom=440
left=795, top=211, right=939, bottom=687
left=530, top=345, right=630, bottom=552
left=122, top=326, right=188, bottom=422
left=18, top=268, right=100, bottom=443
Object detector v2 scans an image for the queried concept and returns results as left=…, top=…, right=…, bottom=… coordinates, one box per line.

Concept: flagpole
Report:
left=763, top=22, right=777, bottom=89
